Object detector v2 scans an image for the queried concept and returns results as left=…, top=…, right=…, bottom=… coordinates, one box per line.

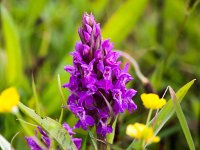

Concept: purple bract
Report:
left=63, top=13, right=137, bottom=138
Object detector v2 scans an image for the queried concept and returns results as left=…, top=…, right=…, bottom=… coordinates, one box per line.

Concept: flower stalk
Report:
left=146, top=109, right=153, bottom=125
left=97, top=135, right=107, bottom=150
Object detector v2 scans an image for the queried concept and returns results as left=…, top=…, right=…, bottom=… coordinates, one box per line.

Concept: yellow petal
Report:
left=0, top=87, right=20, bottom=113
left=147, top=136, right=160, bottom=143
left=140, top=93, right=166, bottom=109
left=126, top=124, right=141, bottom=138
left=126, top=122, right=160, bottom=144
left=152, top=136, right=160, bottom=143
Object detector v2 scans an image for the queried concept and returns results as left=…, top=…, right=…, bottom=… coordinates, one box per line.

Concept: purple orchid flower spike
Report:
left=63, top=12, right=137, bottom=147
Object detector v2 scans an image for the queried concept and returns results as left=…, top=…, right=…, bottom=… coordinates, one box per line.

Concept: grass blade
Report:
left=169, top=87, right=195, bottom=150
left=151, top=79, right=196, bottom=135
left=57, top=74, right=65, bottom=123
left=107, top=115, right=118, bottom=144
left=0, top=51, right=6, bottom=88
left=18, top=102, right=76, bottom=149
left=32, top=76, right=42, bottom=115
left=1, top=5, right=23, bottom=84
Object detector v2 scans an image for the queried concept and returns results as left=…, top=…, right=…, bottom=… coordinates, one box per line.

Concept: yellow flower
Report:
left=140, top=93, right=166, bottom=109
left=126, top=122, right=160, bottom=143
left=0, top=87, right=20, bottom=113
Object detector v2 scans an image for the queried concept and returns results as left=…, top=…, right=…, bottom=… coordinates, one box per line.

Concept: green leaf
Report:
left=1, top=5, right=23, bottom=84
left=0, top=50, right=6, bottom=89
left=18, top=102, right=76, bottom=150
left=107, top=116, right=118, bottom=144
left=102, top=0, right=148, bottom=46
left=151, top=79, right=196, bottom=135
left=127, top=79, right=195, bottom=149
left=32, top=76, right=42, bottom=115
left=57, top=74, right=65, bottom=124
left=169, top=87, right=195, bottom=150
left=38, top=29, right=51, bottom=57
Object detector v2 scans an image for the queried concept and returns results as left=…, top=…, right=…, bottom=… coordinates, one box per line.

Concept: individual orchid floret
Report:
left=140, top=93, right=166, bottom=109
left=25, top=126, right=51, bottom=150
left=63, top=13, right=137, bottom=139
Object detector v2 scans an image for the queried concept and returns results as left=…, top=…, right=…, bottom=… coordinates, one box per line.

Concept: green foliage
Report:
left=151, top=79, right=195, bottom=135
left=1, top=5, right=24, bottom=85
left=169, top=87, right=195, bottom=150
left=107, top=116, right=118, bottom=144
left=127, top=79, right=195, bottom=149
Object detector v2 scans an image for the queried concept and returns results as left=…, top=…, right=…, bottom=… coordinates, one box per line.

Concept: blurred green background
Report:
left=0, top=0, right=199, bottom=149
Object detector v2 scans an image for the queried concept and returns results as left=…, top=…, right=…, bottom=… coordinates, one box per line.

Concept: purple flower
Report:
left=25, top=126, right=51, bottom=150
left=63, top=123, right=82, bottom=150
left=26, top=137, right=42, bottom=150
left=64, top=13, right=137, bottom=138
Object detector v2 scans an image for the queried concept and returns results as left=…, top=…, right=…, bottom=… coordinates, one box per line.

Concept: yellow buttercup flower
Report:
left=0, top=87, right=20, bottom=113
left=140, top=93, right=166, bottom=109
left=126, top=122, right=160, bottom=143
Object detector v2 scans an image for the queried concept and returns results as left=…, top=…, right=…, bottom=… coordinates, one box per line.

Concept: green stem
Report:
left=146, top=109, right=153, bottom=125
left=58, top=108, right=64, bottom=123
left=97, top=134, right=107, bottom=150
left=15, top=110, right=33, bottom=136
left=141, top=109, right=153, bottom=149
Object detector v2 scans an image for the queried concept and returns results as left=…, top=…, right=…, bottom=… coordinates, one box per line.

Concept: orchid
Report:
left=63, top=13, right=137, bottom=140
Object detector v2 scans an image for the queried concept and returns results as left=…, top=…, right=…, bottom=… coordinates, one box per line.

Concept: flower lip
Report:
left=103, top=66, right=112, bottom=80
